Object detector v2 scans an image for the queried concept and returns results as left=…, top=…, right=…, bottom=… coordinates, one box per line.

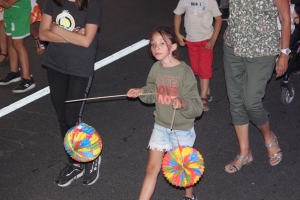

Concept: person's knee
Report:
left=145, top=163, right=161, bottom=175
left=244, top=98, right=261, bottom=113
left=244, top=98, right=267, bottom=125
left=11, top=39, right=25, bottom=50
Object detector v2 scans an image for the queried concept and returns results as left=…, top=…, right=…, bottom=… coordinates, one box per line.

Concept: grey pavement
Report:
left=0, top=0, right=300, bottom=199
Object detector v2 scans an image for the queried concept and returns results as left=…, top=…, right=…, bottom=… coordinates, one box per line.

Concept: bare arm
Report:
left=174, top=14, right=186, bottom=46
left=39, top=14, right=68, bottom=43
left=205, top=15, right=222, bottom=49
left=51, top=23, right=98, bottom=48
left=39, top=13, right=98, bottom=48
left=275, top=0, right=290, bottom=78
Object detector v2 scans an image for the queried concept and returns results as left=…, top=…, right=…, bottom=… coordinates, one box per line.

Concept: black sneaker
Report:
left=183, top=194, right=198, bottom=200
left=0, top=71, right=21, bottom=85
left=12, top=77, right=35, bottom=93
left=83, top=156, right=101, bottom=185
left=55, top=164, right=85, bottom=187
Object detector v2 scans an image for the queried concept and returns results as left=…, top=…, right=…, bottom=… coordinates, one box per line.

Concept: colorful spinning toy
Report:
left=64, top=123, right=102, bottom=162
left=161, top=146, right=205, bottom=187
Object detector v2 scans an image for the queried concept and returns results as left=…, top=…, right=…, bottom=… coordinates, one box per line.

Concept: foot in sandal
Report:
left=34, top=37, right=46, bottom=54
left=266, top=132, right=282, bottom=166
left=225, top=151, right=253, bottom=173
left=201, top=98, right=209, bottom=111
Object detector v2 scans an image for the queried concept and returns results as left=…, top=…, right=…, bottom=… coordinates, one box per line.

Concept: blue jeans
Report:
left=148, top=123, right=196, bottom=152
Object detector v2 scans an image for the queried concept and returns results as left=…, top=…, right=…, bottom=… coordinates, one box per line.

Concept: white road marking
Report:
left=0, top=39, right=149, bottom=118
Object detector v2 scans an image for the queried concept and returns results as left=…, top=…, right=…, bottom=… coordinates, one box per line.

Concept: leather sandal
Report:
left=34, top=37, right=45, bottom=55
left=0, top=53, right=8, bottom=66
left=225, top=151, right=253, bottom=173
left=201, top=98, right=209, bottom=111
left=266, top=132, right=282, bottom=166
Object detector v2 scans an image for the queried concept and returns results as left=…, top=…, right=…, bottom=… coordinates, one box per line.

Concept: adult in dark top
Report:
left=39, top=0, right=101, bottom=187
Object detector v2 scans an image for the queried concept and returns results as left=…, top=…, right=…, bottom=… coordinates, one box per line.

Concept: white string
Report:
left=170, top=109, right=176, bottom=131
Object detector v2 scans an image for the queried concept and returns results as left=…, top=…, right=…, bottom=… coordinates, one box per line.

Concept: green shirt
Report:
left=139, top=61, right=203, bottom=130
left=224, top=0, right=279, bottom=58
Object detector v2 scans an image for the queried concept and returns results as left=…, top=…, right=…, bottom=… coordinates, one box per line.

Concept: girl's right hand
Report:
left=127, top=88, right=143, bottom=98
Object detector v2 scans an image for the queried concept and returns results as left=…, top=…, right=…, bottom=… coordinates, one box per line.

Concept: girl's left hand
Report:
left=172, top=98, right=186, bottom=109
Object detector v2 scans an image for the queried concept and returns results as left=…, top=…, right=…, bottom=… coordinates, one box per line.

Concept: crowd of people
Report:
left=0, top=0, right=44, bottom=93
left=0, top=0, right=299, bottom=199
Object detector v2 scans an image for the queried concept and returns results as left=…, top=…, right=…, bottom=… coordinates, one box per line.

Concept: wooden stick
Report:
left=65, top=93, right=153, bottom=103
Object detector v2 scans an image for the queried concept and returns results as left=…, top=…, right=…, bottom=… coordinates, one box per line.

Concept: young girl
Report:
left=127, top=26, right=203, bottom=200
left=39, top=0, right=101, bottom=187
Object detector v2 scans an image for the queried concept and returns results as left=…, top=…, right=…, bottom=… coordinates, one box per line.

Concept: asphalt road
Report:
left=1, top=0, right=300, bottom=199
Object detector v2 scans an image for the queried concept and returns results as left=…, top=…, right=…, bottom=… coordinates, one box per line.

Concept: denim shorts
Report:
left=148, top=123, right=196, bottom=152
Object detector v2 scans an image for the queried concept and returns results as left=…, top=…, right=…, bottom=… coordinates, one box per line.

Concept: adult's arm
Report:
left=275, top=0, right=291, bottom=78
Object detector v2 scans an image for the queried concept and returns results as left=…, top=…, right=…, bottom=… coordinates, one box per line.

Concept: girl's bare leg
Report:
left=139, top=149, right=165, bottom=200
left=0, top=21, right=7, bottom=62
left=185, top=186, right=194, bottom=199
left=7, top=36, right=18, bottom=73
left=11, top=38, right=31, bottom=79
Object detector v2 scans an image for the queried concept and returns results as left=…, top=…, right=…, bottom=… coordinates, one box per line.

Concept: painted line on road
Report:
left=0, top=39, right=150, bottom=118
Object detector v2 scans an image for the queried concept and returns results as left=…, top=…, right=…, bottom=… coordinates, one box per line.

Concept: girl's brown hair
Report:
left=54, top=0, right=90, bottom=10
left=149, top=26, right=179, bottom=59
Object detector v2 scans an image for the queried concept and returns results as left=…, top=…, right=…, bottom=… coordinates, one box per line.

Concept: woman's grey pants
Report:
left=223, top=44, right=276, bottom=126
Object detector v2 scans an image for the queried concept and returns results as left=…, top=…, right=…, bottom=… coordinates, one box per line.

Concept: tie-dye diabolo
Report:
left=161, top=146, right=205, bottom=187
left=64, top=123, right=102, bottom=162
